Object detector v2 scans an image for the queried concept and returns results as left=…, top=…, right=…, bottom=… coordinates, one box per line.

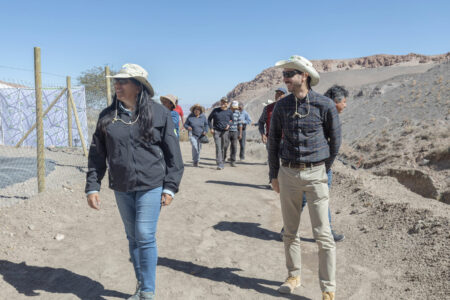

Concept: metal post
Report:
left=105, top=66, right=112, bottom=106
left=34, top=47, right=45, bottom=193
left=67, top=76, right=73, bottom=146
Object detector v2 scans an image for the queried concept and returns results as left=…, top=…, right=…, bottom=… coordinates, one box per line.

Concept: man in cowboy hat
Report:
left=268, top=55, right=341, bottom=300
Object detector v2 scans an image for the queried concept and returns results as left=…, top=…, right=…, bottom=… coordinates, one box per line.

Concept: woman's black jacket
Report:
left=85, top=100, right=184, bottom=194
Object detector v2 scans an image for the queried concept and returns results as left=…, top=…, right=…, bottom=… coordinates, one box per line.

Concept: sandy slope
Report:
left=0, top=142, right=449, bottom=300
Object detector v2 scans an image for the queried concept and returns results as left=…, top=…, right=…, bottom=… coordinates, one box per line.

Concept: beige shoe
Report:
left=322, top=291, right=335, bottom=300
left=278, top=276, right=301, bottom=294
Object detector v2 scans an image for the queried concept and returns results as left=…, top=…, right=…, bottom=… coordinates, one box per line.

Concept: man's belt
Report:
left=281, top=159, right=324, bottom=170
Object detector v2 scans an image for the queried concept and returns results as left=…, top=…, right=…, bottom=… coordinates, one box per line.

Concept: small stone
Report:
left=42, top=247, right=48, bottom=251
left=54, top=233, right=65, bottom=241
left=28, top=225, right=35, bottom=231
left=335, top=210, right=341, bottom=214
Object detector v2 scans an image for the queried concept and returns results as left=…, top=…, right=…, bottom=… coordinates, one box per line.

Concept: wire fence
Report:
left=0, top=53, right=97, bottom=205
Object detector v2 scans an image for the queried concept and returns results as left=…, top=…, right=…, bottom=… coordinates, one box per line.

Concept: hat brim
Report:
left=190, top=104, right=205, bottom=113
left=107, top=74, right=155, bottom=97
left=160, top=95, right=177, bottom=108
left=275, top=60, right=320, bottom=86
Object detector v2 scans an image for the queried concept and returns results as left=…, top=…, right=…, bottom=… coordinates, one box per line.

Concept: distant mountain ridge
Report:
left=220, top=52, right=449, bottom=107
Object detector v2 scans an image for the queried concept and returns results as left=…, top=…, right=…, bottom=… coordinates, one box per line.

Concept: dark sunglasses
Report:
left=282, top=70, right=303, bottom=78
left=113, top=78, right=131, bottom=85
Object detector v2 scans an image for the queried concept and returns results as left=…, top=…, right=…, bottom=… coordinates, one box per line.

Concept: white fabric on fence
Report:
left=0, top=87, right=88, bottom=147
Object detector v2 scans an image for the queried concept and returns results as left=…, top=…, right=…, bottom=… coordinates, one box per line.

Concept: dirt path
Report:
left=0, top=142, right=448, bottom=299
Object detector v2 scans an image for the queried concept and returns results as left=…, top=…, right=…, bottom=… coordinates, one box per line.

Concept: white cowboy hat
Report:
left=107, top=63, right=155, bottom=97
left=275, top=55, right=320, bottom=86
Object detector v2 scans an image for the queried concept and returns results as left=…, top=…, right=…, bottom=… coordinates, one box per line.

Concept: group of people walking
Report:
left=207, top=98, right=252, bottom=169
left=85, top=54, right=348, bottom=300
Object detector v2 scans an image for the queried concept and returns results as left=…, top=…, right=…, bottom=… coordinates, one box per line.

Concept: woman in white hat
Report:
left=85, top=63, right=184, bottom=300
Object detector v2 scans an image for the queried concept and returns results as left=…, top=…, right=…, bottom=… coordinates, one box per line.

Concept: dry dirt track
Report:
left=0, top=142, right=448, bottom=300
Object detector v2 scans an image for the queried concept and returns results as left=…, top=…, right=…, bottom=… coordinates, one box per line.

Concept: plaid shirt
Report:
left=268, top=90, right=341, bottom=179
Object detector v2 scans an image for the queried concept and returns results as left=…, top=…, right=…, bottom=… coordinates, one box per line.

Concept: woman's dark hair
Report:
left=97, top=79, right=154, bottom=141
left=324, top=84, right=349, bottom=102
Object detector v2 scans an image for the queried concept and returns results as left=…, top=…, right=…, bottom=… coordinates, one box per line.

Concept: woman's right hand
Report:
left=87, top=193, right=101, bottom=210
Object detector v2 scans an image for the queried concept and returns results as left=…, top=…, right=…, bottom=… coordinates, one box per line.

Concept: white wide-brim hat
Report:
left=107, top=63, right=155, bottom=97
left=275, top=55, right=320, bottom=86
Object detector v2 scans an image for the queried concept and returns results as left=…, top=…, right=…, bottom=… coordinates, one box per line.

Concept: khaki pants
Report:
left=278, top=164, right=336, bottom=292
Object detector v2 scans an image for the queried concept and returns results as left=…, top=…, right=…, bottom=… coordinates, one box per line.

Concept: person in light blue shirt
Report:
left=238, top=102, right=252, bottom=161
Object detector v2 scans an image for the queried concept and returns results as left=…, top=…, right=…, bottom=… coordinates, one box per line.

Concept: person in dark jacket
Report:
left=85, top=63, right=184, bottom=300
left=269, top=56, right=340, bottom=299
left=184, top=103, right=209, bottom=167
left=207, top=97, right=233, bottom=170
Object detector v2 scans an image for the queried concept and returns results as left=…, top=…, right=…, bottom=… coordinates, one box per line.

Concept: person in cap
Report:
left=298, top=84, right=349, bottom=243
left=207, top=97, right=233, bottom=170
left=160, top=94, right=181, bottom=138
left=268, top=56, right=341, bottom=299
left=258, top=87, right=287, bottom=145
left=184, top=104, right=209, bottom=167
left=238, top=102, right=252, bottom=161
left=86, top=63, right=184, bottom=300
left=223, top=100, right=243, bottom=167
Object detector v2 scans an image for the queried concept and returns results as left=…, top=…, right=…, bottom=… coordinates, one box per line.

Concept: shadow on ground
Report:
left=157, top=257, right=311, bottom=299
left=0, top=260, right=129, bottom=300
left=213, top=221, right=315, bottom=243
left=206, top=180, right=270, bottom=190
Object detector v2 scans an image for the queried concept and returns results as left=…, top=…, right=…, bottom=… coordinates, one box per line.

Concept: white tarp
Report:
left=0, top=87, right=88, bottom=147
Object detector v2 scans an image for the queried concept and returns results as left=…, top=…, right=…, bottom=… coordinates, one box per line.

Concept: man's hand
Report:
left=271, top=179, right=280, bottom=193
left=210, top=129, right=215, bottom=134
left=161, top=193, right=173, bottom=206
left=225, top=125, right=230, bottom=131
left=87, top=193, right=101, bottom=210
left=187, top=126, right=193, bottom=131
left=238, top=135, right=242, bottom=140
left=261, top=135, right=267, bottom=144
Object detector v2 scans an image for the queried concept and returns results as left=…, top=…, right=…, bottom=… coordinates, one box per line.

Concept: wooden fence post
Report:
left=67, top=76, right=73, bottom=146
left=67, top=88, right=88, bottom=157
left=105, top=66, right=112, bottom=106
left=15, top=88, right=67, bottom=148
left=34, top=47, right=45, bottom=193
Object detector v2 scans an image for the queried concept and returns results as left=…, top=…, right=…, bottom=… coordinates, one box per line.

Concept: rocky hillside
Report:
left=216, top=53, right=449, bottom=108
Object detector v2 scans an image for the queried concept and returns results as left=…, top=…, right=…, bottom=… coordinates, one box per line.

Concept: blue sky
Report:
left=0, top=0, right=449, bottom=108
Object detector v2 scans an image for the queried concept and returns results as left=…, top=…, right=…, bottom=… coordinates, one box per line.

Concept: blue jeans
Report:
left=302, top=169, right=333, bottom=228
left=114, top=187, right=162, bottom=293
left=189, top=133, right=202, bottom=163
